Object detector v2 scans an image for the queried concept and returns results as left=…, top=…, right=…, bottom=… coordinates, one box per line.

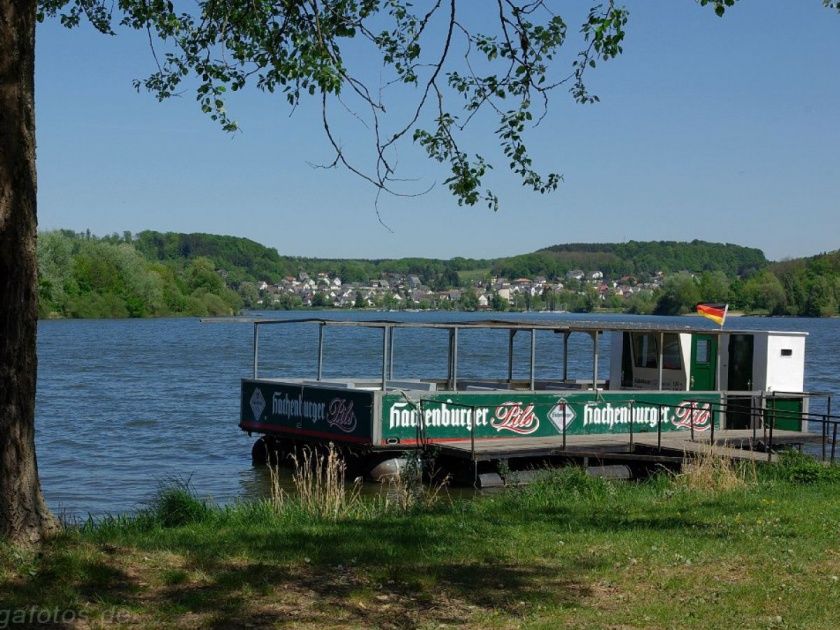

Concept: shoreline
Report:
left=37, top=308, right=835, bottom=322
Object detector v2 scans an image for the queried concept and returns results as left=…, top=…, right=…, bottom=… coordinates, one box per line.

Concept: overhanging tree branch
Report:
left=37, top=0, right=637, bottom=209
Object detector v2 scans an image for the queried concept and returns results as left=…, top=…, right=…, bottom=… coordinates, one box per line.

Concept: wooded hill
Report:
left=36, top=229, right=840, bottom=318
left=133, top=231, right=768, bottom=285
left=494, top=240, right=767, bottom=279
left=133, top=230, right=487, bottom=289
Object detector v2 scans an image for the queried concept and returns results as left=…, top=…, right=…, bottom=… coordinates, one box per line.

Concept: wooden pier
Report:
left=434, top=429, right=827, bottom=471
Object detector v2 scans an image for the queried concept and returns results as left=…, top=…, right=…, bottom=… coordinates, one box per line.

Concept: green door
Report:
left=690, top=334, right=717, bottom=391
left=767, top=398, right=803, bottom=432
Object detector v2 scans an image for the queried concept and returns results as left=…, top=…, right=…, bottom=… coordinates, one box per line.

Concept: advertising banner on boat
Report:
left=240, top=380, right=375, bottom=443
left=379, top=391, right=721, bottom=444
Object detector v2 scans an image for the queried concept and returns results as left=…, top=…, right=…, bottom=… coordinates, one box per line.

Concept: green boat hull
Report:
left=241, top=380, right=720, bottom=448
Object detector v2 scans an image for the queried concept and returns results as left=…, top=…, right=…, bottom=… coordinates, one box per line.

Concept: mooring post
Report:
left=317, top=322, right=325, bottom=381
left=388, top=326, right=395, bottom=380
left=447, top=327, right=454, bottom=389
left=690, top=400, right=695, bottom=442
left=563, top=332, right=570, bottom=382
left=529, top=328, right=536, bottom=391
left=825, top=395, right=833, bottom=462
left=768, top=392, right=776, bottom=462
left=562, top=399, right=567, bottom=450
left=253, top=322, right=259, bottom=379
left=657, top=332, right=664, bottom=390
left=470, top=405, right=476, bottom=472
left=823, top=415, right=828, bottom=462
left=508, top=329, right=515, bottom=384
left=761, top=393, right=767, bottom=444
left=657, top=403, right=663, bottom=452
left=452, top=327, right=459, bottom=391
left=417, top=399, right=423, bottom=447
left=381, top=325, right=389, bottom=391
left=710, top=398, right=716, bottom=446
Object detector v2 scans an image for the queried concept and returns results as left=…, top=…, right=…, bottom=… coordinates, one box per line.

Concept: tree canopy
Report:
left=39, top=0, right=635, bottom=209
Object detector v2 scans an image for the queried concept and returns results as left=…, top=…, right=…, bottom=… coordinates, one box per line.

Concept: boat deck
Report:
left=433, top=429, right=827, bottom=464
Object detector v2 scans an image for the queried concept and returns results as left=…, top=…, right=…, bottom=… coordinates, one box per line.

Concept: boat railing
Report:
left=396, top=393, right=840, bottom=480
left=635, top=392, right=839, bottom=462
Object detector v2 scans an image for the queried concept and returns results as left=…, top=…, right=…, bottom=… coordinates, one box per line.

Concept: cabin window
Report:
left=632, top=334, right=659, bottom=369
left=781, top=348, right=793, bottom=357
left=632, top=333, right=682, bottom=370
left=695, top=339, right=710, bottom=364
left=662, top=334, right=683, bottom=370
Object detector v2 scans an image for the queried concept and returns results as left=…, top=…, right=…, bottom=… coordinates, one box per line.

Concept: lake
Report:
left=34, top=311, right=840, bottom=518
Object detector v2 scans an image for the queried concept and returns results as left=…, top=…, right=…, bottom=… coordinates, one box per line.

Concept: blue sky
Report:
left=35, top=1, right=840, bottom=261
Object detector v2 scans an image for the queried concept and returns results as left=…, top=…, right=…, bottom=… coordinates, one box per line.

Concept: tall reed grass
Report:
left=266, top=444, right=449, bottom=519
left=676, top=446, right=756, bottom=492
left=378, top=451, right=451, bottom=512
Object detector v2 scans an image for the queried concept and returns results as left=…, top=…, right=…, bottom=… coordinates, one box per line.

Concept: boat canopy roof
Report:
left=207, top=316, right=807, bottom=337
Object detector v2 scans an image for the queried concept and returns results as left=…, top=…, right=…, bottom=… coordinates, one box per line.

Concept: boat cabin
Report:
left=609, top=329, right=806, bottom=393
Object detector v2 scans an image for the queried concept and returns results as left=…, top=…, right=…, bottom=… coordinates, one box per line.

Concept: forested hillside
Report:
left=494, top=241, right=767, bottom=279
left=758, top=251, right=840, bottom=316
left=37, top=231, right=242, bottom=318
left=134, top=230, right=488, bottom=289
left=35, top=230, right=840, bottom=318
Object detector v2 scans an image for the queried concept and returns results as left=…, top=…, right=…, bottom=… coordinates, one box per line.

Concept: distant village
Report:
left=252, top=269, right=667, bottom=311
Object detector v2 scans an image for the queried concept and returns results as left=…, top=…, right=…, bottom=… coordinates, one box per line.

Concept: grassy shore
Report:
left=2, top=453, right=840, bottom=628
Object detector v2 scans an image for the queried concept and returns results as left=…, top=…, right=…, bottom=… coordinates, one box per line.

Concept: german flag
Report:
left=696, top=303, right=728, bottom=327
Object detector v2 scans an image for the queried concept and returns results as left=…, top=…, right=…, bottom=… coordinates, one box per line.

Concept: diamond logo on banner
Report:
left=548, top=402, right=576, bottom=433
left=250, top=388, right=266, bottom=421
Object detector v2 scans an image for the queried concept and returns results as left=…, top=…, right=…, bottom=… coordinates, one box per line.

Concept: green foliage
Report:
left=145, top=481, right=212, bottom=528
left=653, top=272, right=700, bottom=315
left=699, top=0, right=738, bottom=18
left=459, top=288, right=479, bottom=311
left=624, top=289, right=657, bottom=315
left=763, top=451, right=840, bottom=484
left=737, top=271, right=787, bottom=314
left=764, top=250, right=840, bottom=317
left=38, top=229, right=840, bottom=318
left=518, top=466, right=614, bottom=505
left=135, top=231, right=285, bottom=284
left=135, top=231, right=490, bottom=288
left=494, top=240, right=767, bottom=280
left=37, top=231, right=240, bottom=319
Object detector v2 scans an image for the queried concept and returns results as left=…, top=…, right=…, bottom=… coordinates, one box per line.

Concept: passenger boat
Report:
left=238, top=318, right=829, bottom=483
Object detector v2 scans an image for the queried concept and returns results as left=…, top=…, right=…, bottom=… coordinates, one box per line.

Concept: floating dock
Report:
left=432, top=429, right=830, bottom=485
left=231, top=318, right=839, bottom=484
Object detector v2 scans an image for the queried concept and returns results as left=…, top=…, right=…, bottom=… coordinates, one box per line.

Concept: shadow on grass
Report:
left=1, top=511, right=602, bottom=627
left=0, top=485, right=786, bottom=626
left=154, top=560, right=594, bottom=628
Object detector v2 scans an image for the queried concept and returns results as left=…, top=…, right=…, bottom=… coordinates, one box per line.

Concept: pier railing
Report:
left=637, top=392, right=840, bottom=463
left=400, top=393, right=840, bottom=474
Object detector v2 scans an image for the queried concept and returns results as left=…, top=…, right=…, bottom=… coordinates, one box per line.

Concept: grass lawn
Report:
left=456, top=269, right=492, bottom=285
left=2, top=454, right=840, bottom=628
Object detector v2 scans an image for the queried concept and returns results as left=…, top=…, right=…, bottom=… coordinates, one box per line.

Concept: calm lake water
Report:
left=35, top=311, right=840, bottom=518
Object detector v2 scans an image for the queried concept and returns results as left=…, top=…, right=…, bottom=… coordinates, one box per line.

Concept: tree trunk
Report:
left=0, top=0, right=59, bottom=543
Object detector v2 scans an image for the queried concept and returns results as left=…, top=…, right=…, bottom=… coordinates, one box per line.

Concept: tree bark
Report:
left=0, top=0, right=59, bottom=543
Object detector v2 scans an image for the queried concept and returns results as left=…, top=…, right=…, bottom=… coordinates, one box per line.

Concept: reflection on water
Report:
left=35, top=311, right=840, bottom=517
